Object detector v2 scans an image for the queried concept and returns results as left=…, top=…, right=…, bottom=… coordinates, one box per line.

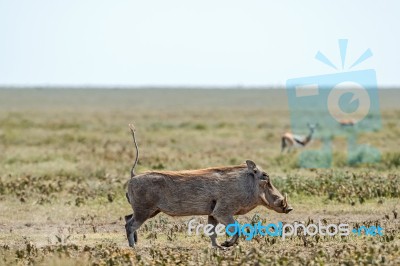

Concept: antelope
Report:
left=339, top=119, right=355, bottom=126
left=281, top=123, right=317, bottom=152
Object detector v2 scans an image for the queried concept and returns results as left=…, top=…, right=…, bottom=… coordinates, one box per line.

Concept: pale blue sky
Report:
left=0, top=0, right=399, bottom=87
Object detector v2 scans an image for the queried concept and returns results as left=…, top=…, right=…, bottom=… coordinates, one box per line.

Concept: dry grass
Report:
left=0, top=89, right=399, bottom=265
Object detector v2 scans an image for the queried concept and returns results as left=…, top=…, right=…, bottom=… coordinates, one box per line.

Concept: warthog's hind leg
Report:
left=125, top=214, right=146, bottom=248
left=208, top=216, right=222, bottom=248
left=125, top=218, right=142, bottom=247
left=125, top=209, right=158, bottom=247
left=124, top=214, right=137, bottom=245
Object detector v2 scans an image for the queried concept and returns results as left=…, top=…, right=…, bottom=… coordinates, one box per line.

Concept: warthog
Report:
left=124, top=124, right=293, bottom=248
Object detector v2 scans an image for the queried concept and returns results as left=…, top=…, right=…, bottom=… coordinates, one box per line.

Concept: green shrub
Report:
left=384, top=152, right=400, bottom=168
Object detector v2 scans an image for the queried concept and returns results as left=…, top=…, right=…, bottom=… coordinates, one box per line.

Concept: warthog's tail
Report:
left=129, top=124, right=139, bottom=178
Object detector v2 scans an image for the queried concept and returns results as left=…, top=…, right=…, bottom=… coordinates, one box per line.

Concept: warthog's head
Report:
left=246, top=160, right=293, bottom=214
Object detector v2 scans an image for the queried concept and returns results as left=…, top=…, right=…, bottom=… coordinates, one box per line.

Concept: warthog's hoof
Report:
left=211, top=244, right=227, bottom=250
left=220, top=241, right=235, bottom=248
left=127, top=234, right=136, bottom=248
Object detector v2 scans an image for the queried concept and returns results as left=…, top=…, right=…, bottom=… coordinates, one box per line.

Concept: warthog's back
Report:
left=127, top=164, right=258, bottom=216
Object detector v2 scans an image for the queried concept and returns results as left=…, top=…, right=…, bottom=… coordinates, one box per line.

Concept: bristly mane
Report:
left=146, top=164, right=247, bottom=178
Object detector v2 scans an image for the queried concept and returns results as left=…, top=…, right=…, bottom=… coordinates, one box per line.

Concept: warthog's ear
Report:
left=246, top=160, right=257, bottom=173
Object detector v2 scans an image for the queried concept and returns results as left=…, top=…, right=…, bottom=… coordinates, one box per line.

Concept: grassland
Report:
left=0, top=88, right=399, bottom=265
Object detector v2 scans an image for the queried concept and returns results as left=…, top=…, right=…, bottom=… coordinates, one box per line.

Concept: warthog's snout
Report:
left=284, top=206, right=293, bottom=214
left=258, top=174, right=293, bottom=214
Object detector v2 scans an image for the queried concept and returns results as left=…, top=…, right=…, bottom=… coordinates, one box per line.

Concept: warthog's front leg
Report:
left=212, top=211, right=239, bottom=247
left=219, top=216, right=239, bottom=247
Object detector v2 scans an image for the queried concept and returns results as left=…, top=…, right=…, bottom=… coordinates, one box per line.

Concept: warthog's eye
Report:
left=261, top=172, right=269, bottom=180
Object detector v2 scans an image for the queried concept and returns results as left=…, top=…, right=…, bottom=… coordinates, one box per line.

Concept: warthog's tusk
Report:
left=284, top=193, right=288, bottom=208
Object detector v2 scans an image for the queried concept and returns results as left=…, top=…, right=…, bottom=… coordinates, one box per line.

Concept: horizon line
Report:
left=0, top=85, right=399, bottom=90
